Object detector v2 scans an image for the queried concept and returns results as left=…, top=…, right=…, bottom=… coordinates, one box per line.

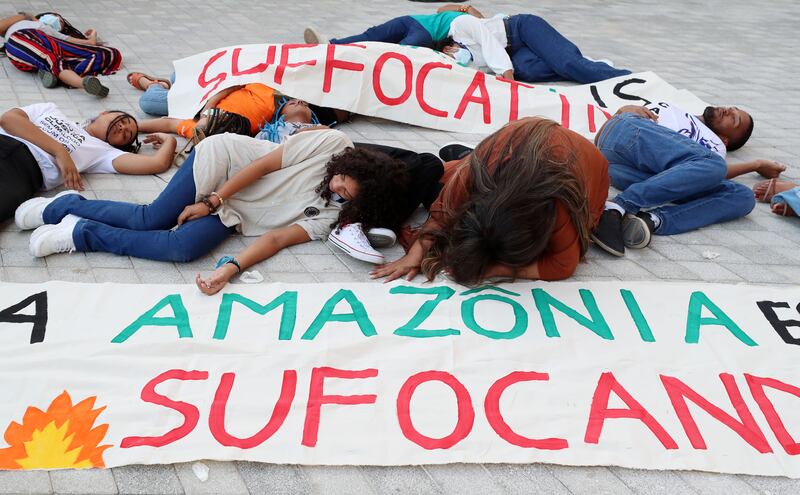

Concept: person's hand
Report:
left=615, top=105, right=658, bottom=121
left=54, top=150, right=84, bottom=191
left=501, top=69, right=514, bottom=81
left=143, top=133, right=175, bottom=150
left=370, top=251, right=423, bottom=282
left=177, top=202, right=210, bottom=225
left=196, top=264, right=238, bottom=295
left=83, top=29, right=97, bottom=44
left=442, top=45, right=459, bottom=56
left=754, top=159, right=787, bottom=179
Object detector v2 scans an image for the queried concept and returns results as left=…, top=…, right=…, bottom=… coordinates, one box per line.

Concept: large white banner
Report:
left=0, top=281, right=798, bottom=476
left=168, top=42, right=707, bottom=139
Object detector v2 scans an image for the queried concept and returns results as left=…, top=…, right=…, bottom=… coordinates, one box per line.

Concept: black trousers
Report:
left=355, top=142, right=443, bottom=227
left=0, top=135, right=43, bottom=222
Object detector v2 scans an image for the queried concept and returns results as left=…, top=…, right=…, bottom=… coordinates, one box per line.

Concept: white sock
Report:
left=605, top=201, right=625, bottom=215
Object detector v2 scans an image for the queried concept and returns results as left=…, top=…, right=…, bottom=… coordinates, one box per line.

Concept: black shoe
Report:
left=591, top=209, right=625, bottom=257
left=622, top=212, right=655, bottom=249
left=438, top=142, right=473, bottom=162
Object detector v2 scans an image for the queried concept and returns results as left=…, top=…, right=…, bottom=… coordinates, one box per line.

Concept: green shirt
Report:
left=410, top=11, right=466, bottom=42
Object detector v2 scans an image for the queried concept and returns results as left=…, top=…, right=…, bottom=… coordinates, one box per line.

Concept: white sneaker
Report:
left=366, top=227, right=397, bottom=248
left=29, top=214, right=80, bottom=257
left=328, top=223, right=385, bottom=264
left=304, top=26, right=328, bottom=44
left=15, top=191, right=81, bottom=230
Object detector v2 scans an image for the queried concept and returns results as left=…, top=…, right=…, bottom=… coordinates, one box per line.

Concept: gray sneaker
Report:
left=622, top=212, right=654, bottom=249
left=304, top=26, right=328, bottom=44
left=38, top=70, right=59, bottom=88
left=82, top=76, right=109, bottom=98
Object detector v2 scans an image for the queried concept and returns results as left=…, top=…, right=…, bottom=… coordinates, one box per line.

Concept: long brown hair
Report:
left=421, top=118, right=591, bottom=285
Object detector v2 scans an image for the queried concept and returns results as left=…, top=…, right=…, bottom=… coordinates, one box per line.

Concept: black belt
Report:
left=503, top=16, right=512, bottom=53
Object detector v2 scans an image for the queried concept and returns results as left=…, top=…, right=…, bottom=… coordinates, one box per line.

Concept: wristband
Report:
left=215, top=256, right=241, bottom=273
left=209, top=191, right=224, bottom=208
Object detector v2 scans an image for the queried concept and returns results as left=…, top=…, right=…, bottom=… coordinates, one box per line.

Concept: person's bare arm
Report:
left=0, top=13, right=30, bottom=35
left=0, top=108, right=83, bottom=190
left=200, top=85, right=243, bottom=113
left=196, top=224, right=311, bottom=295
left=726, top=160, right=786, bottom=179
left=614, top=105, right=658, bottom=120
left=437, top=4, right=484, bottom=17
left=112, top=133, right=177, bottom=174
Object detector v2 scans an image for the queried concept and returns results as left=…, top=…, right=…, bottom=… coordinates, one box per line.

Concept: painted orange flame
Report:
left=0, top=391, right=111, bottom=469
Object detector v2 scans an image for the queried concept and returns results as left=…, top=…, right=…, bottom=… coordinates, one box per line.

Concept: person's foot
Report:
left=622, top=212, right=655, bottom=249
left=38, top=70, right=59, bottom=89
left=304, top=26, right=328, bottom=44
left=366, top=227, right=397, bottom=248
left=753, top=178, right=797, bottom=202
left=438, top=142, right=474, bottom=162
left=82, top=76, right=109, bottom=98
left=29, top=214, right=80, bottom=257
left=591, top=209, right=625, bottom=256
left=15, top=191, right=82, bottom=230
left=126, top=72, right=171, bottom=91
left=328, top=223, right=385, bottom=264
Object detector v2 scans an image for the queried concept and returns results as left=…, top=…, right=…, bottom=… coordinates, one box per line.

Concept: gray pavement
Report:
left=1, top=0, right=798, bottom=493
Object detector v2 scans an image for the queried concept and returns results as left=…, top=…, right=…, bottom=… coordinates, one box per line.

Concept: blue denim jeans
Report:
left=42, top=152, right=234, bottom=261
left=138, top=73, right=176, bottom=116
left=507, top=14, right=631, bottom=84
left=331, top=16, right=433, bottom=47
left=596, top=113, right=755, bottom=235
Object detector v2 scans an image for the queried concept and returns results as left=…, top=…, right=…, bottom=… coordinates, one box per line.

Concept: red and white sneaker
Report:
left=328, top=223, right=385, bottom=264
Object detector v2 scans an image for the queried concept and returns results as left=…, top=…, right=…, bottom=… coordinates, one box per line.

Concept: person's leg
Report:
left=509, top=47, right=559, bottom=82
left=0, top=136, right=43, bottom=221
left=138, top=84, right=170, bottom=116
left=596, top=114, right=729, bottom=213
left=138, top=117, right=183, bottom=134
left=73, top=214, right=234, bottom=262
left=331, top=16, right=417, bottom=44
left=650, top=181, right=756, bottom=235
left=509, top=14, right=631, bottom=84
left=55, top=69, right=84, bottom=89
left=43, top=151, right=199, bottom=229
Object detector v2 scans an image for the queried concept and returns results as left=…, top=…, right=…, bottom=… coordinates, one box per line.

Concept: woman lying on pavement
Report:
left=14, top=130, right=409, bottom=295
left=370, top=117, right=608, bottom=285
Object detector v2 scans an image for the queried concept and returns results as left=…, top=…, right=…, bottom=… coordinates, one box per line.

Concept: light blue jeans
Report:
left=595, top=113, right=755, bottom=235
left=138, top=73, right=176, bottom=116
left=773, top=186, right=800, bottom=215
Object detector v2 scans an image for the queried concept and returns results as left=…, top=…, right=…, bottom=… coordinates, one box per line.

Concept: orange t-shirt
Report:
left=216, top=83, right=276, bottom=134
left=430, top=119, right=608, bottom=281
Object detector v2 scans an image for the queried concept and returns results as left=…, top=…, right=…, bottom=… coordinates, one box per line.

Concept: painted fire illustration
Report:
left=0, top=391, right=111, bottom=469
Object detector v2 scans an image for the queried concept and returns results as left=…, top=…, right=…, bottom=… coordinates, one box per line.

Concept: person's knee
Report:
left=729, top=182, right=756, bottom=217
left=705, top=155, right=728, bottom=183
left=138, top=89, right=168, bottom=116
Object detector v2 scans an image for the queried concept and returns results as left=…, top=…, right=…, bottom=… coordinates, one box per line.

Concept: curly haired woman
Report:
left=15, top=129, right=409, bottom=294
left=371, top=117, right=609, bottom=285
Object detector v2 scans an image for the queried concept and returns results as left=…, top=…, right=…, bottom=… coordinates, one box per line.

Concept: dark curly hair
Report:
left=316, top=147, right=409, bottom=232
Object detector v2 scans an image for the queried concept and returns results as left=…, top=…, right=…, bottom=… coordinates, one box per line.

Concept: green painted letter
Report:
left=302, top=289, right=377, bottom=340
left=391, top=285, right=460, bottom=337
left=213, top=292, right=298, bottom=340
left=685, top=291, right=757, bottom=346
left=461, top=294, right=527, bottom=340
left=620, top=289, right=655, bottom=342
left=532, top=288, right=613, bottom=340
left=112, top=294, right=192, bottom=343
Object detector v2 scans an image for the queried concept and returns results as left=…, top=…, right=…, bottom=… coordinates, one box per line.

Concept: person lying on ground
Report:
left=371, top=117, right=609, bottom=284
left=591, top=102, right=785, bottom=256
left=1, top=12, right=121, bottom=97
left=14, top=130, right=409, bottom=296
left=753, top=179, right=800, bottom=217
left=0, top=103, right=175, bottom=222
left=305, top=5, right=630, bottom=83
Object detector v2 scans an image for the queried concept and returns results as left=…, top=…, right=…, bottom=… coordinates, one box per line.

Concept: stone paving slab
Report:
left=0, top=0, right=798, bottom=493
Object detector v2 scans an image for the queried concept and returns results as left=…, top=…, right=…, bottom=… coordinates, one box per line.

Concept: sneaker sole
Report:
left=622, top=214, right=652, bottom=249
left=366, top=230, right=396, bottom=248
left=15, top=197, right=50, bottom=230
left=39, top=70, right=59, bottom=88
left=329, top=233, right=385, bottom=264
left=303, top=27, right=320, bottom=44
left=83, top=77, right=109, bottom=98
left=590, top=233, right=625, bottom=257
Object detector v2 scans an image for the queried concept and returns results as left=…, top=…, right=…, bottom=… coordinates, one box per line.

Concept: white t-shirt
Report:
left=0, top=103, right=125, bottom=190
left=448, top=14, right=513, bottom=76
left=646, top=102, right=727, bottom=159
left=4, top=20, right=67, bottom=40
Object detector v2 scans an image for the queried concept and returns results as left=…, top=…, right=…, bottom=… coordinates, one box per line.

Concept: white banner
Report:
left=168, top=42, right=707, bottom=139
left=0, top=281, right=798, bottom=476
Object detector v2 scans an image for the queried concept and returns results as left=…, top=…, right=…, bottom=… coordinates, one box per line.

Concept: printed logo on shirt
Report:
left=303, top=207, right=320, bottom=217
left=39, top=115, right=86, bottom=153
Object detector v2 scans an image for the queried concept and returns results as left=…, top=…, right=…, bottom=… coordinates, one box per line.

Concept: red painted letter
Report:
left=198, top=50, right=228, bottom=102
left=415, top=62, right=452, bottom=117
left=585, top=372, right=678, bottom=449
left=496, top=78, right=534, bottom=122
left=661, top=373, right=772, bottom=453
left=302, top=367, right=378, bottom=447
left=559, top=94, right=570, bottom=129
left=372, top=52, right=413, bottom=106
left=209, top=371, right=297, bottom=449
left=120, top=369, right=209, bottom=448
left=397, top=371, right=475, bottom=449
left=454, top=71, right=491, bottom=124
left=274, top=44, right=318, bottom=84
left=485, top=371, right=568, bottom=450
left=232, top=46, right=276, bottom=76
left=323, top=44, right=365, bottom=93
left=587, top=104, right=612, bottom=133
left=745, top=373, right=800, bottom=455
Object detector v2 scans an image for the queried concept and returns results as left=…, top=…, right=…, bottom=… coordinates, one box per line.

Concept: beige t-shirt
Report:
left=192, top=130, right=353, bottom=239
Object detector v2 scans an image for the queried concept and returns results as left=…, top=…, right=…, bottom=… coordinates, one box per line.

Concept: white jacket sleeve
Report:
left=451, top=16, right=513, bottom=75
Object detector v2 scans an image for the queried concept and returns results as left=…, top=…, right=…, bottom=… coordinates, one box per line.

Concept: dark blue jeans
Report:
left=331, top=16, right=434, bottom=47
left=507, top=14, right=631, bottom=84
left=596, top=113, right=755, bottom=235
left=42, top=152, right=234, bottom=261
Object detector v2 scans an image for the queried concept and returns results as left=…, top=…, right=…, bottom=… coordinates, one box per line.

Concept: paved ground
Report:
left=1, top=0, right=799, bottom=493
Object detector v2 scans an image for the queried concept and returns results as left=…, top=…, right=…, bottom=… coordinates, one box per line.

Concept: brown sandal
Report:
left=754, top=178, right=776, bottom=203
left=126, top=72, right=171, bottom=91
